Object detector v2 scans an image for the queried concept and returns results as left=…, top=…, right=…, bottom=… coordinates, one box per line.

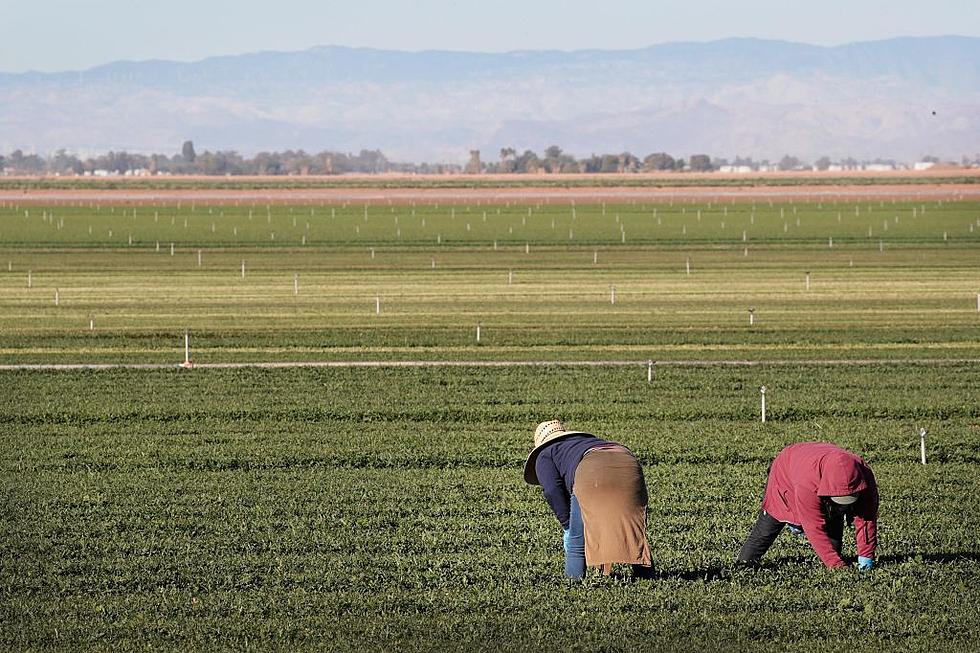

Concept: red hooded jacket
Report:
left=761, top=442, right=878, bottom=568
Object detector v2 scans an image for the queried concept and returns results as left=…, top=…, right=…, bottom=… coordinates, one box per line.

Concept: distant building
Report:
left=914, top=161, right=937, bottom=171
left=464, top=150, right=482, bottom=174
left=718, top=165, right=754, bottom=173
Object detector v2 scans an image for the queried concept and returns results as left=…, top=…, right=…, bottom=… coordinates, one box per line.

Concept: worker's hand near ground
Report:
left=858, top=556, right=874, bottom=571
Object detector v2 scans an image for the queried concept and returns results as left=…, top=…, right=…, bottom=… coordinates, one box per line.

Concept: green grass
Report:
left=2, top=365, right=979, bottom=650
left=2, top=199, right=980, bottom=650
left=1, top=200, right=978, bottom=363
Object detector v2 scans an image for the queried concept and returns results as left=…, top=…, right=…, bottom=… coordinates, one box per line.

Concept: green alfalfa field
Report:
left=1, top=198, right=980, bottom=650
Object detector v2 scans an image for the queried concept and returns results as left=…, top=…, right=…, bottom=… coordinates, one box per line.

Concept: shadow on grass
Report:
left=877, top=552, right=980, bottom=565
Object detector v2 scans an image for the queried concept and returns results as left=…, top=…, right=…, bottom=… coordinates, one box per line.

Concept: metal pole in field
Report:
left=241, top=260, right=246, bottom=278
left=197, top=250, right=202, bottom=267
left=686, top=258, right=690, bottom=275
left=294, top=274, right=298, bottom=295
left=593, top=250, right=598, bottom=264
left=748, top=308, right=754, bottom=325
left=760, top=386, right=767, bottom=423
left=54, top=289, right=59, bottom=306
left=805, top=271, right=810, bottom=291
left=647, top=359, right=653, bottom=383
left=170, top=243, right=175, bottom=256
left=27, top=270, right=31, bottom=288
left=610, top=286, right=616, bottom=304
left=476, top=323, right=481, bottom=343
left=89, top=316, right=94, bottom=331
left=919, top=428, right=927, bottom=464
left=508, top=269, right=513, bottom=285
left=375, top=296, right=380, bottom=315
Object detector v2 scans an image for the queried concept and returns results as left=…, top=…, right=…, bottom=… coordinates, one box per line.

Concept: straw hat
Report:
left=830, top=494, right=859, bottom=505
left=523, top=419, right=591, bottom=485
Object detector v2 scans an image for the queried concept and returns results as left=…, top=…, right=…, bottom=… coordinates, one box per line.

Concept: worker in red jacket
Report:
left=736, top=442, right=878, bottom=570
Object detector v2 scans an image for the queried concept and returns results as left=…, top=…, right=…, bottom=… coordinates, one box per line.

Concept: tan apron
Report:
left=574, top=445, right=653, bottom=572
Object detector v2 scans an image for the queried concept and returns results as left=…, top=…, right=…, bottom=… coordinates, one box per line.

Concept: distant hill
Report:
left=1, top=36, right=977, bottom=163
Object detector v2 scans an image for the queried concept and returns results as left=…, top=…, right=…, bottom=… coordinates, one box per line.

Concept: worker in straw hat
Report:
left=736, top=441, right=879, bottom=570
left=524, top=420, right=653, bottom=579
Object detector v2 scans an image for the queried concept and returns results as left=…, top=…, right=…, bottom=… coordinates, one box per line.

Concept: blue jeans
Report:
left=564, top=494, right=586, bottom=578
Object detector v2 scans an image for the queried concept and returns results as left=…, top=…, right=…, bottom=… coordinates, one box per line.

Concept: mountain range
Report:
left=1, top=36, right=977, bottom=163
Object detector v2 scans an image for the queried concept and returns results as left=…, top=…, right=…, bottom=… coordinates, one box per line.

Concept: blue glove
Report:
left=787, top=524, right=806, bottom=539
left=858, top=556, right=874, bottom=571
left=562, top=528, right=570, bottom=553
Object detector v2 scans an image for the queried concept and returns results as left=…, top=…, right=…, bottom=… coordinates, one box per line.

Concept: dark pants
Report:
left=736, top=510, right=844, bottom=564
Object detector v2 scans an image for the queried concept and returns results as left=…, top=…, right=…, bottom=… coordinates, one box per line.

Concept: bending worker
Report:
left=736, top=441, right=878, bottom=570
left=524, top=420, right=653, bottom=579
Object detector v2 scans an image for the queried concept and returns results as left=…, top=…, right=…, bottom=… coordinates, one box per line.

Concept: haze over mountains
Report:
left=1, top=36, right=977, bottom=164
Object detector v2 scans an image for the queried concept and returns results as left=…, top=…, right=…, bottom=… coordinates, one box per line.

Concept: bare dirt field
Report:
left=2, top=169, right=979, bottom=205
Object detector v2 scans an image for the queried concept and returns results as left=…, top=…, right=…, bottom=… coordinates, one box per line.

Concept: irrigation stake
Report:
left=294, top=274, right=299, bottom=295
left=685, top=258, right=690, bottom=275
left=89, top=316, right=94, bottom=331
left=919, top=427, right=928, bottom=464
left=170, top=243, right=175, bottom=256
left=610, top=286, right=616, bottom=305
left=760, top=386, right=767, bottom=423
left=476, top=323, right=481, bottom=343
left=180, top=330, right=194, bottom=369
left=27, top=270, right=32, bottom=288
left=647, top=359, right=653, bottom=383
left=748, top=307, right=755, bottom=325
left=805, top=271, right=811, bottom=291
left=241, top=260, right=246, bottom=278
left=54, top=289, right=59, bottom=306
left=593, top=250, right=598, bottom=264
left=508, top=269, right=513, bottom=285
left=197, top=250, right=202, bottom=267
left=375, top=296, right=381, bottom=315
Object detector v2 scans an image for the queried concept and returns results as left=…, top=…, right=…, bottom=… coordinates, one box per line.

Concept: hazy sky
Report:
left=2, top=0, right=977, bottom=73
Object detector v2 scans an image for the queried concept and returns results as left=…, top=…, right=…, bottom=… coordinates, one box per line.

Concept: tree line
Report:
left=0, top=141, right=964, bottom=176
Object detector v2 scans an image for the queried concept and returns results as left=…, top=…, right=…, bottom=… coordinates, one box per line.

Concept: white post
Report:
left=294, top=274, right=299, bottom=295
left=686, top=258, right=690, bottom=275
left=805, top=272, right=810, bottom=291
left=197, top=250, right=202, bottom=267
left=170, top=243, right=175, bottom=256
left=89, top=317, right=94, bottom=331
left=375, top=296, right=381, bottom=315
left=593, top=250, right=598, bottom=264
left=760, top=386, right=767, bottom=423
left=241, top=260, right=246, bottom=278
left=181, top=330, right=193, bottom=368
left=610, top=286, right=616, bottom=305
left=508, top=269, right=513, bottom=285
left=54, top=289, right=60, bottom=306
left=27, top=270, right=31, bottom=288
left=431, top=258, right=436, bottom=269
left=525, top=243, right=529, bottom=254
left=371, top=248, right=375, bottom=259
left=749, top=308, right=754, bottom=325
left=647, top=359, right=653, bottom=383
left=919, top=427, right=927, bottom=464
left=476, top=323, right=481, bottom=342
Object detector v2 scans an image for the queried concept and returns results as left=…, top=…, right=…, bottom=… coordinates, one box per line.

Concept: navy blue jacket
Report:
left=535, top=434, right=611, bottom=529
